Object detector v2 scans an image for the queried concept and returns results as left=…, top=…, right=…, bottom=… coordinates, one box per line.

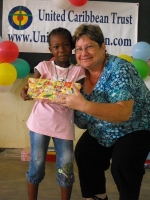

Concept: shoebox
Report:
left=144, top=152, right=150, bottom=169
left=21, top=146, right=56, bottom=162
left=21, top=146, right=30, bottom=161
left=46, top=147, right=56, bottom=162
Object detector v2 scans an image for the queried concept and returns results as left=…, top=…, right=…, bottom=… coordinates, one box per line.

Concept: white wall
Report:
left=0, top=74, right=85, bottom=148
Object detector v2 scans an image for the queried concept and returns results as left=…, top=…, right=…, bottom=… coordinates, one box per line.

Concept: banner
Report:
left=2, top=0, right=139, bottom=56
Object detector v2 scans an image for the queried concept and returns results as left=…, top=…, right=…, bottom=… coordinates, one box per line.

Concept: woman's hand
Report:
left=53, top=84, right=88, bottom=111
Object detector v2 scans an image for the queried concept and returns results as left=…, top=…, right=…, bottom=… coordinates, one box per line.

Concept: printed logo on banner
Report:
left=8, top=6, right=33, bottom=30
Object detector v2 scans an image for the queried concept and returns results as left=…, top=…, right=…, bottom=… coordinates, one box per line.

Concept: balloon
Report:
left=0, top=84, right=13, bottom=93
left=131, top=41, right=150, bottom=61
left=69, top=0, right=88, bottom=7
left=118, top=54, right=133, bottom=63
left=131, top=59, right=149, bottom=79
left=0, top=41, right=19, bottom=63
left=0, top=63, right=17, bottom=86
left=52, top=0, right=71, bottom=9
left=11, top=58, right=30, bottom=79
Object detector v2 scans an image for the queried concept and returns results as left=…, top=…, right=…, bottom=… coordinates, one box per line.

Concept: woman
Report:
left=55, top=24, right=150, bottom=200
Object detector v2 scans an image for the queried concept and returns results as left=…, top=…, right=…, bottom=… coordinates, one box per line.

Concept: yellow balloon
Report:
left=118, top=54, right=134, bottom=63
left=0, top=63, right=17, bottom=86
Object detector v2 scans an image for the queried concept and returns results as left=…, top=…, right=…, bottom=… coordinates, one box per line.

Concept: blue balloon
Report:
left=131, top=41, right=150, bottom=61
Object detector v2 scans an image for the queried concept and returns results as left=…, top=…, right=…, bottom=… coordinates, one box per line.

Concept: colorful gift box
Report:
left=46, top=147, right=56, bottom=162
left=27, top=78, right=81, bottom=100
left=46, top=151, right=56, bottom=162
left=21, top=146, right=56, bottom=162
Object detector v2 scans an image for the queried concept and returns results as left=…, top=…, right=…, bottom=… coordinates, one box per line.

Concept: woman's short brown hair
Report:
left=73, top=24, right=104, bottom=47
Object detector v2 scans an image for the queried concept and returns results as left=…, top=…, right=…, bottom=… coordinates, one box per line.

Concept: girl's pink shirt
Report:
left=26, top=61, right=86, bottom=140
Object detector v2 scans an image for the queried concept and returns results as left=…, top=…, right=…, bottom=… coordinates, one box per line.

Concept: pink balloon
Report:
left=69, top=0, right=88, bottom=7
left=0, top=41, right=19, bottom=62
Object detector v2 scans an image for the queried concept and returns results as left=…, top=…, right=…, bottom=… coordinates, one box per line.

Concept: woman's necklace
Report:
left=88, top=55, right=107, bottom=85
left=54, top=64, right=69, bottom=81
left=88, top=71, right=101, bottom=85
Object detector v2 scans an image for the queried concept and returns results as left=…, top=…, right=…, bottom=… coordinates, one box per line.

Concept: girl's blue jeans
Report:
left=26, top=131, right=75, bottom=188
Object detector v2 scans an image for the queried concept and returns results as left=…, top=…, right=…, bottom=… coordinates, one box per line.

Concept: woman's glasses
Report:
left=74, top=44, right=99, bottom=54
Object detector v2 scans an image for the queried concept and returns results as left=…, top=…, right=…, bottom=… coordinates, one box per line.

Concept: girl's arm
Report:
left=76, top=77, right=85, bottom=85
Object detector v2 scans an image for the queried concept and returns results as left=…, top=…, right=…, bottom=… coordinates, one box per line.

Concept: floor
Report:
left=0, top=148, right=150, bottom=200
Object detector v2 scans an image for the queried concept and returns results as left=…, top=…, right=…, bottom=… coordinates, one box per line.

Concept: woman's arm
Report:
left=82, top=99, right=134, bottom=123
left=56, top=84, right=134, bottom=123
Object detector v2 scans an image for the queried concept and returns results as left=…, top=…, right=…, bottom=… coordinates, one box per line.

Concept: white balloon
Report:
left=144, top=76, right=150, bottom=90
left=0, top=84, right=13, bottom=93
left=52, top=0, right=71, bottom=9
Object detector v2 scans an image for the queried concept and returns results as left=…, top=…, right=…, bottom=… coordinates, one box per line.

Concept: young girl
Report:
left=20, top=27, right=85, bottom=200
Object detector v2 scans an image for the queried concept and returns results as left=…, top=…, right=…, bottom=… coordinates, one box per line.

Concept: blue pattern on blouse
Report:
left=74, top=55, right=150, bottom=147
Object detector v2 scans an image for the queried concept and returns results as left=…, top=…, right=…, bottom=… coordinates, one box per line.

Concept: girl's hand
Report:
left=20, top=84, right=32, bottom=101
left=20, top=73, right=47, bottom=101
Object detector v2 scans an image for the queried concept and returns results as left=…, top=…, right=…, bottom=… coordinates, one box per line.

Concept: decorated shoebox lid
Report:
left=27, top=78, right=81, bottom=100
